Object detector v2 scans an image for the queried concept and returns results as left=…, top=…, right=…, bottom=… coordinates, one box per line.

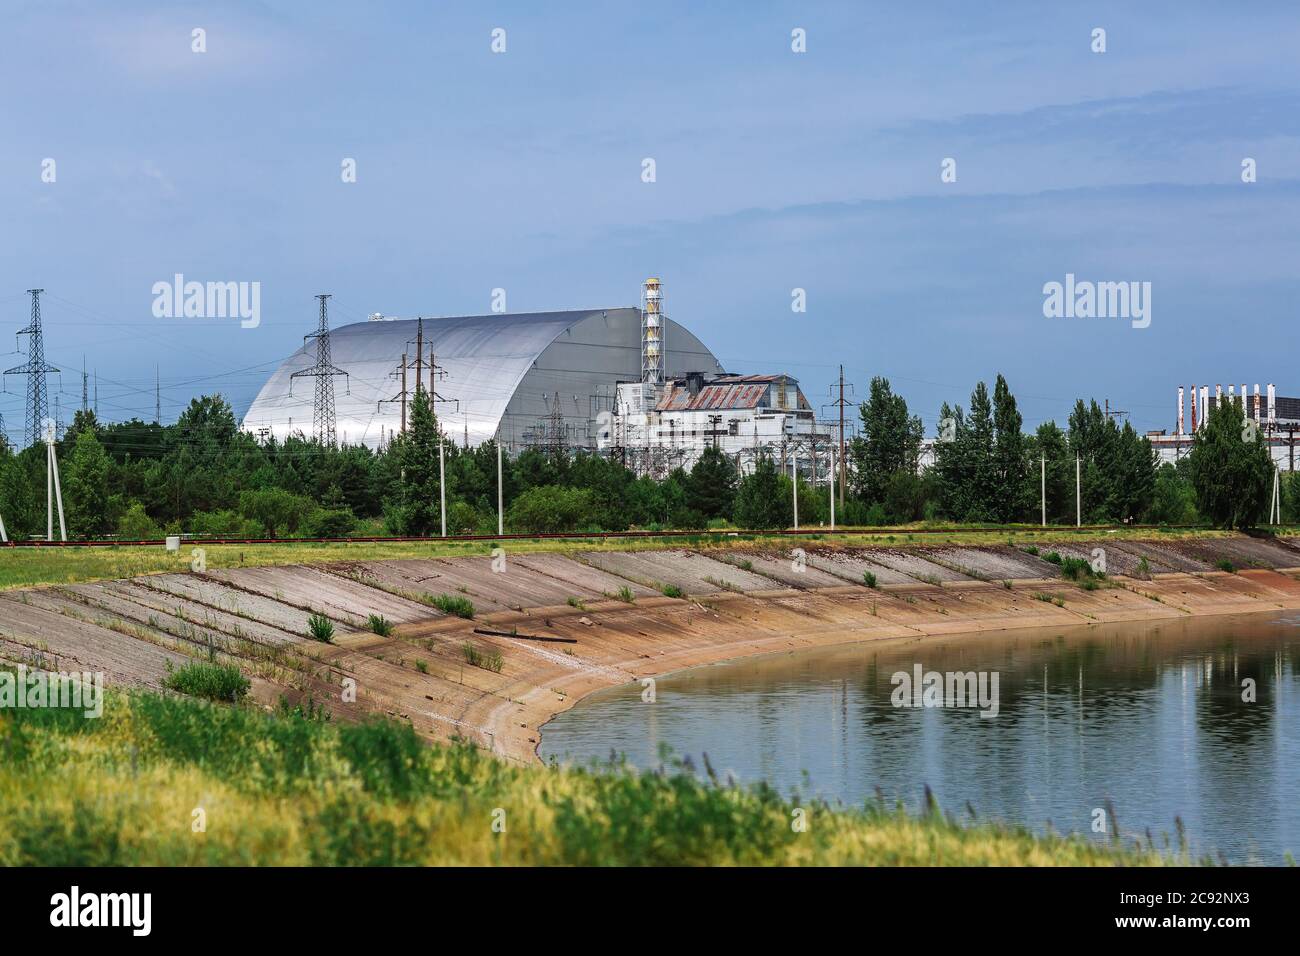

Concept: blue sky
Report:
left=2, top=0, right=1298, bottom=437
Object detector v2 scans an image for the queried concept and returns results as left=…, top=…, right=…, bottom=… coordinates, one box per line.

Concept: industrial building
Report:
left=1149, top=383, right=1300, bottom=469
left=601, top=372, right=832, bottom=476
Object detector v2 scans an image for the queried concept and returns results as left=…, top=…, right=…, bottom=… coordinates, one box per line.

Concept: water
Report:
left=540, top=611, right=1300, bottom=863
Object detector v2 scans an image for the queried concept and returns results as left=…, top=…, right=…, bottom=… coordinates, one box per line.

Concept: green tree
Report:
left=64, top=428, right=114, bottom=537
left=732, top=454, right=792, bottom=529
left=1187, top=400, right=1273, bottom=529
left=387, top=387, right=443, bottom=535
left=116, top=501, right=161, bottom=539
left=686, top=447, right=738, bottom=519
left=238, top=487, right=312, bottom=537
left=849, top=377, right=923, bottom=505
left=506, top=485, right=598, bottom=532
left=990, top=374, right=1031, bottom=522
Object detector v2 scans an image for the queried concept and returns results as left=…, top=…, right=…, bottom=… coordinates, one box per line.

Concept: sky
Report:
left=2, top=0, right=1298, bottom=441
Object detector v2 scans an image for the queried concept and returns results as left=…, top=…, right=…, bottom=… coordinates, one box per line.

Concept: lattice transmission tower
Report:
left=290, top=294, right=348, bottom=447
left=4, top=290, right=59, bottom=448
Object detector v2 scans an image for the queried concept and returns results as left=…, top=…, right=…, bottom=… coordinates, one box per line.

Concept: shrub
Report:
left=1043, top=551, right=1063, bottom=565
left=188, top=509, right=262, bottom=538
left=305, top=506, right=357, bottom=538
left=1057, top=557, right=1094, bottom=581
left=507, top=485, right=599, bottom=533
left=367, top=614, right=393, bottom=636
left=116, top=502, right=161, bottom=540
left=661, top=584, right=684, bottom=598
left=1215, top=559, right=1236, bottom=573
left=163, top=662, right=250, bottom=702
left=430, top=594, right=475, bottom=619
left=862, top=571, right=878, bottom=588
left=462, top=643, right=504, bottom=673
left=1136, top=556, right=1152, bottom=579
left=307, top=613, right=335, bottom=643
left=566, top=597, right=586, bottom=610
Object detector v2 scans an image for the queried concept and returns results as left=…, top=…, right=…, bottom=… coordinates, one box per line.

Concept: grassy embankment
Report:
left=0, top=684, right=1185, bottom=866
left=0, top=525, right=1262, bottom=591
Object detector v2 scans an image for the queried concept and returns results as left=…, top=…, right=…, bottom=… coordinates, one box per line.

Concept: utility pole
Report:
left=6, top=290, right=58, bottom=448
left=291, top=294, right=348, bottom=447
left=81, top=357, right=88, bottom=413
left=1041, top=455, right=1046, bottom=526
left=822, top=367, right=855, bottom=509
left=155, top=366, right=161, bottom=425
left=496, top=430, right=504, bottom=536
left=438, top=428, right=447, bottom=537
left=791, top=443, right=799, bottom=530
left=413, top=318, right=424, bottom=398
left=44, top=421, right=66, bottom=542
left=829, top=442, right=835, bottom=531
left=1075, top=453, right=1081, bottom=527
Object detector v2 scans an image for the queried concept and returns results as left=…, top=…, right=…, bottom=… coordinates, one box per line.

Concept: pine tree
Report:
left=389, top=385, right=443, bottom=535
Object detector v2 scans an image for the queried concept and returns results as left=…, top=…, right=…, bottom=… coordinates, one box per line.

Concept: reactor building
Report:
left=241, top=279, right=830, bottom=475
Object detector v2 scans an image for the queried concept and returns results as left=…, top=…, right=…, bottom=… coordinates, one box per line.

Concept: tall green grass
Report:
left=0, top=684, right=1187, bottom=866
left=161, top=662, right=250, bottom=702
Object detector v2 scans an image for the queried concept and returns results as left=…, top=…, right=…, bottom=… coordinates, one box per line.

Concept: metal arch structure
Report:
left=242, top=308, right=723, bottom=451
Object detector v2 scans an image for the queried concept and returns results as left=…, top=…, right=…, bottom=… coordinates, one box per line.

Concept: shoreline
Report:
left=462, top=566, right=1300, bottom=765
left=2, top=535, right=1298, bottom=768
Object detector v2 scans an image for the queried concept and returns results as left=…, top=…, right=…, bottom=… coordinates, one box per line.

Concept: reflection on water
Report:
left=540, top=611, right=1300, bottom=863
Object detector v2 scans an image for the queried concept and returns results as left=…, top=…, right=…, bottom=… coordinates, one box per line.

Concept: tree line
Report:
left=0, top=374, right=1290, bottom=540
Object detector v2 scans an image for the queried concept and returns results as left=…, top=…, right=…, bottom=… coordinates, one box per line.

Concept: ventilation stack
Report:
left=1177, top=386, right=1184, bottom=435
left=640, top=277, right=665, bottom=386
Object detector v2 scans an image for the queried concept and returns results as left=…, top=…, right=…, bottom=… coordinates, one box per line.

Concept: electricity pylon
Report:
left=5, top=290, right=59, bottom=448
left=290, top=294, right=348, bottom=447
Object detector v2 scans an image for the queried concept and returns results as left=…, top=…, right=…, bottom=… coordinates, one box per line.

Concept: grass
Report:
left=461, top=642, right=504, bottom=673
left=366, top=614, right=393, bottom=636
left=661, top=584, right=685, bottom=599
left=863, top=571, right=878, bottom=588
left=161, top=662, right=250, bottom=702
left=614, top=586, right=634, bottom=603
left=566, top=597, right=586, bottom=610
left=0, top=527, right=1254, bottom=592
left=307, top=613, right=335, bottom=643
left=0, top=683, right=1190, bottom=865
left=429, top=594, right=475, bottom=619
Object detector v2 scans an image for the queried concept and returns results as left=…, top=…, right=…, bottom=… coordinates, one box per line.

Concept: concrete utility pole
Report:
left=438, top=432, right=447, bottom=537
left=1041, top=455, right=1046, bottom=526
left=497, top=432, right=504, bottom=536
left=1075, top=453, right=1081, bottom=527
left=791, top=445, right=799, bottom=530
left=44, top=421, right=66, bottom=542
left=829, top=443, right=836, bottom=531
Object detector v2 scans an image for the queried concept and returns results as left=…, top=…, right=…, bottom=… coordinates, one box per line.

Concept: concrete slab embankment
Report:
left=1, top=535, right=1298, bottom=764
